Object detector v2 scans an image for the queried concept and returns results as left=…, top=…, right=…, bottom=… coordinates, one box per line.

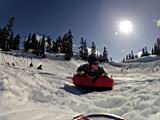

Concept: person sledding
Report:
left=73, top=55, right=113, bottom=90
left=37, top=64, right=43, bottom=70
left=76, top=54, right=108, bottom=83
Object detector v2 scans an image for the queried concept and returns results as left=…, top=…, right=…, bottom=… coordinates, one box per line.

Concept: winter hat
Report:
left=88, top=54, right=99, bottom=65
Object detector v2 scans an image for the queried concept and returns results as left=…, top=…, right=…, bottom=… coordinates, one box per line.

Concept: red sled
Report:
left=72, top=113, right=125, bottom=120
left=72, top=74, right=114, bottom=91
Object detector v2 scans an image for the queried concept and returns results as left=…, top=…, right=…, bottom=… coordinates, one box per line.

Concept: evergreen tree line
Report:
left=0, top=17, right=109, bottom=62
left=0, top=17, right=20, bottom=51
left=141, top=46, right=149, bottom=57
left=24, top=30, right=73, bottom=60
left=123, top=50, right=138, bottom=62
left=24, top=33, right=46, bottom=58
left=123, top=37, right=160, bottom=62
left=79, top=37, right=109, bottom=63
left=152, top=38, right=160, bottom=55
left=0, top=17, right=73, bottom=60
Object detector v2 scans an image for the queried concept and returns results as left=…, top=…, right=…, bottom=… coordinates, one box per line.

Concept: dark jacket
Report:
left=37, top=64, right=42, bottom=70
left=77, top=64, right=105, bottom=77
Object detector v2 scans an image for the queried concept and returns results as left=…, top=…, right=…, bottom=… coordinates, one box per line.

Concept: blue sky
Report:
left=0, top=0, right=160, bottom=61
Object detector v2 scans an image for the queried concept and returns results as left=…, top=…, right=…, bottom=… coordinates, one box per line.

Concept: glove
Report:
left=77, top=71, right=85, bottom=75
left=102, top=72, right=108, bottom=77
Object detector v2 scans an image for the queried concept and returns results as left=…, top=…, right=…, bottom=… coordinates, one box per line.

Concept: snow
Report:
left=0, top=51, right=160, bottom=120
left=157, top=19, right=160, bottom=27
left=123, top=55, right=160, bottom=63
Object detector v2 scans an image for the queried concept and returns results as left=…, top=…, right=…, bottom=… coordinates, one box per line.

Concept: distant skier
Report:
left=30, top=62, right=33, bottom=68
left=77, top=54, right=108, bottom=83
left=30, top=58, right=33, bottom=68
left=12, top=62, right=15, bottom=66
left=37, top=64, right=42, bottom=70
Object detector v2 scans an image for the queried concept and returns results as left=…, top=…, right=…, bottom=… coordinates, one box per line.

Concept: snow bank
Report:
left=124, top=55, right=160, bottom=63
left=0, top=51, right=160, bottom=120
left=108, top=56, right=160, bottom=73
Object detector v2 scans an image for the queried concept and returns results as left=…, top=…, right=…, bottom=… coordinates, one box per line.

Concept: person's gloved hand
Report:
left=102, top=72, right=108, bottom=77
left=77, top=71, right=85, bottom=75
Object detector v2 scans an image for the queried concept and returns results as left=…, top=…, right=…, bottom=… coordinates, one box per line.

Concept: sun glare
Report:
left=119, top=20, right=133, bottom=34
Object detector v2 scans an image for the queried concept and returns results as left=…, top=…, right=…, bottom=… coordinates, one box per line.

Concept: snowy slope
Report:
left=0, top=52, right=160, bottom=120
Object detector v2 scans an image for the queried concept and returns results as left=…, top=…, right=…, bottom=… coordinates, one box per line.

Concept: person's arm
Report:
left=96, top=67, right=108, bottom=76
left=77, top=65, right=85, bottom=74
left=96, top=67, right=105, bottom=74
left=77, top=65, right=83, bottom=72
left=100, top=67, right=108, bottom=77
left=77, top=64, right=90, bottom=75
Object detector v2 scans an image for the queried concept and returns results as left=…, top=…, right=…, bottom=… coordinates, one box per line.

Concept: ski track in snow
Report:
left=0, top=52, right=160, bottom=120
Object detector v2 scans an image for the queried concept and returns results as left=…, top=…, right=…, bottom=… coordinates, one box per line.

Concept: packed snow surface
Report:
left=0, top=51, right=160, bottom=120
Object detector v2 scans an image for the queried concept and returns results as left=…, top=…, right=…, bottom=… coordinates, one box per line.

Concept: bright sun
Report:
left=119, top=20, right=133, bottom=34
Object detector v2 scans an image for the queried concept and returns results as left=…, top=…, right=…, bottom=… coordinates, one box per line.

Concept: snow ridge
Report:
left=0, top=52, right=160, bottom=120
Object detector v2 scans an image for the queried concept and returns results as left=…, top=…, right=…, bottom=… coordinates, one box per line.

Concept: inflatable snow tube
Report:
left=72, top=74, right=114, bottom=90
left=72, top=113, right=125, bottom=120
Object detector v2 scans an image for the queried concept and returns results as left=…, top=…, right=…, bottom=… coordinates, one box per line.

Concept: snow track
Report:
left=0, top=52, right=160, bottom=120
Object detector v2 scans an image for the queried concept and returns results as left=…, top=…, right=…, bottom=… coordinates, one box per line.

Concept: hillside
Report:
left=0, top=51, right=160, bottom=120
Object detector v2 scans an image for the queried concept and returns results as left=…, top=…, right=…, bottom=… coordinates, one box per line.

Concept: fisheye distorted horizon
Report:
left=0, top=0, right=159, bottom=61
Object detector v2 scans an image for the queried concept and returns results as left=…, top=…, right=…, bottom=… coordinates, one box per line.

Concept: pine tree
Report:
left=24, top=36, right=28, bottom=52
left=0, top=28, right=2, bottom=47
left=40, top=35, right=46, bottom=57
left=31, top=33, right=40, bottom=55
left=37, top=39, right=41, bottom=56
left=151, top=48, right=154, bottom=55
left=135, top=55, right=138, bottom=59
left=98, top=54, right=103, bottom=62
left=0, top=17, right=15, bottom=51
left=141, top=46, right=149, bottom=57
left=122, top=58, right=125, bottom=62
left=31, top=33, right=38, bottom=50
left=6, top=17, right=15, bottom=34
left=79, top=37, right=88, bottom=60
left=144, top=46, right=149, bottom=56
left=6, top=17, right=15, bottom=50
left=154, top=42, right=158, bottom=55
left=27, top=34, right=32, bottom=51
left=152, top=38, right=160, bottom=55
left=56, top=36, right=62, bottom=53
left=13, top=33, right=20, bottom=50
left=110, top=57, right=113, bottom=62
left=83, top=39, right=88, bottom=60
left=62, top=33, right=68, bottom=53
left=79, top=37, right=84, bottom=59
left=128, top=53, right=132, bottom=59
left=91, top=41, right=96, bottom=55
left=126, top=55, right=129, bottom=60
left=103, top=46, right=109, bottom=62
left=141, top=48, right=145, bottom=57
left=130, top=50, right=134, bottom=59
left=0, top=27, right=7, bottom=50
left=46, top=36, right=52, bottom=52
left=52, top=40, right=56, bottom=52
left=64, top=30, right=73, bottom=60
left=9, top=32, right=14, bottom=49
left=156, top=38, right=160, bottom=55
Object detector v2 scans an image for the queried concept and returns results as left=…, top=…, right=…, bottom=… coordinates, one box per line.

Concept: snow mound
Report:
left=0, top=51, right=160, bottom=120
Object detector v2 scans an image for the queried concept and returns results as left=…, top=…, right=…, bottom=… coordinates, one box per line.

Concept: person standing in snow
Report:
left=77, top=54, right=108, bottom=83
left=29, top=58, right=33, bottom=68
left=37, top=64, right=42, bottom=70
left=30, top=62, right=33, bottom=68
left=12, top=62, right=15, bottom=66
